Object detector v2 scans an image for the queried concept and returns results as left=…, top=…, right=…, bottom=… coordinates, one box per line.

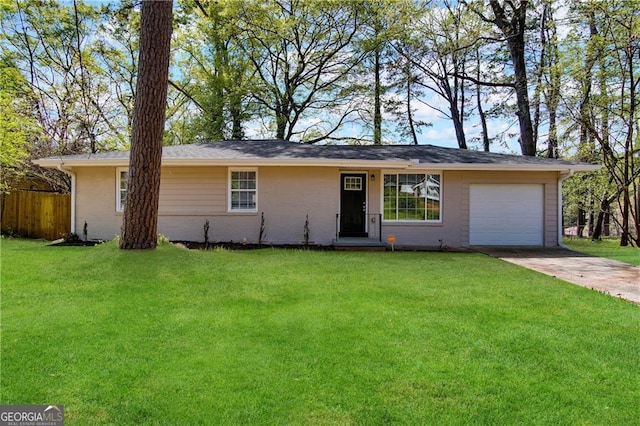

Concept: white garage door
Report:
left=470, top=184, right=544, bottom=246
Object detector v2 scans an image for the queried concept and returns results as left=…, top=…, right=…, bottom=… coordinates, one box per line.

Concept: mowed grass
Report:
left=564, top=237, right=640, bottom=266
left=1, top=238, right=639, bottom=424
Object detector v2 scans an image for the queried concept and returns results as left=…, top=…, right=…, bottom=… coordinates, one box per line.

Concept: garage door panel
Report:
left=470, top=184, right=543, bottom=246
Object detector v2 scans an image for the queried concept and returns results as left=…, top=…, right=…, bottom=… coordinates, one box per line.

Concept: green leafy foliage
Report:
left=0, top=56, right=39, bottom=193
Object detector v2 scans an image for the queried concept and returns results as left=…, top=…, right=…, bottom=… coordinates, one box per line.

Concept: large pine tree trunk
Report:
left=120, top=1, right=173, bottom=250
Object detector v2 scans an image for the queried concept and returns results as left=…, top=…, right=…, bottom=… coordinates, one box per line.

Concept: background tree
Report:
left=354, top=0, right=398, bottom=145
left=384, top=42, right=430, bottom=145
left=232, top=0, right=366, bottom=143
left=94, top=0, right=140, bottom=142
left=401, top=1, right=475, bottom=150
left=466, top=0, right=536, bottom=156
left=119, top=0, right=173, bottom=250
left=1, top=0, right=134, bottom=191
left=170, top=0, right=254, bottom=143
left=530, top=0, right=560, bottom=159
left=0, top=55, right=37, bottom=193
left=562, top=0, right=639, bottom=246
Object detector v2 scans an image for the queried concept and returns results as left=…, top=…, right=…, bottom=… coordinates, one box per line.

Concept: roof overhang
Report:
left=33, top=157, right=601, bottom=173
left=415, top=163, right=601, bottom=173
left=34, top=157, right=417, bottom=169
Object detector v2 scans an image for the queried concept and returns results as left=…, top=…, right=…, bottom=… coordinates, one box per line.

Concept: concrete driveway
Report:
left=479, top=247, right=640, bottom=305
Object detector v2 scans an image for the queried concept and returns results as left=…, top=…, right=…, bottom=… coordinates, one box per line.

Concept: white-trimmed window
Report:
left=344, top=176, right=363, bottom=191
left=116, top=168, right=128, bottom=212
left=229, top=169, right=257, bottom=212
left=383, top=172, right=441, bottom=221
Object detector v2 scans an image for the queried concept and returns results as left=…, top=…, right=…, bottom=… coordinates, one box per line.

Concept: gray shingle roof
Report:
left=36, top=139, right=597, bottom=169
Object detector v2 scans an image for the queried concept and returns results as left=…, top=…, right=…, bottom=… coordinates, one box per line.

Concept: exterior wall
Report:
left=380, top=170, right=462, bottom=248
left=379, top=170, right=558, bottom=248
left=72, top=165, right=559, bottom=247
left=74, top=165, right=342, bottom=244
left=159, top=166, right=341, bottom=244
left=259, top=167, right=338, bottom=244
left=75, top=167, right=122, bottom=240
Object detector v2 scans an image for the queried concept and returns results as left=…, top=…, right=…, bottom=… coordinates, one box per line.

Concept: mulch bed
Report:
left=172, top=241, right=332, bottom=251
left=49, top=239, right=103, bottom=247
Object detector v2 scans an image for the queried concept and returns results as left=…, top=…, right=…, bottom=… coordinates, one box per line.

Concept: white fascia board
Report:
left=33, top=158, right=416, bottom=169
left=162, top=158, right=416, bottom=168
left=32, top=158, right=128, bottom=168
left=408, top=163, right=601, bottom=173
left=33, top=157, right=601, bottom=173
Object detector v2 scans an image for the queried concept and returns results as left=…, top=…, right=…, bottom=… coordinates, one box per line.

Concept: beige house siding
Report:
left=258, top=166, right=339, bottom=244
left=74, top=165, right=343, bottom=244
left=380, top=170, right=462, bottom=248
left=72, top=166, right=560, bottom=247
left=75, top=167, right=122, bottom=240
left=159, top=167, right=226, bottom=215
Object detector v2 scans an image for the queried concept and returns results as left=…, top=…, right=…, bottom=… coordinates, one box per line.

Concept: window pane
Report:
left=231, top=192, right=254, bottom=209
left=230, top=170, right=257, bottom=210
left=119, top=171, right=128, bottom=210
left=383, top=174, right=397, bottom=220
left=383, top=173, right=439, bottom=221
left=426, top=174, right=440, bottom=220
left=120, top=171, right=128, bottom=190
left=344, top=176, right=362, bottom=191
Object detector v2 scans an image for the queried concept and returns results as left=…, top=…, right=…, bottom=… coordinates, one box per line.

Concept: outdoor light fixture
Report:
left=371, top=174, right=376, bottom=181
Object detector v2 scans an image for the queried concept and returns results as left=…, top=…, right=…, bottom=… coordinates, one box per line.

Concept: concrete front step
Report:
left=333, top=238, right=387, bottom=251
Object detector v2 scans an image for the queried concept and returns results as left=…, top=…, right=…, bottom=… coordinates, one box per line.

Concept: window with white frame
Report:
left=229, top=169, right=257, bottom=212
left=343, top=176, right=363, bottom=191
left=383, top=173, right=441, bottom=221
left=116, top=168, right=128, bottom=212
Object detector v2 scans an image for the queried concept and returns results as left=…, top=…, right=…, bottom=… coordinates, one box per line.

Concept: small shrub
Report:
left=63, top=233, right=79, bottom=243
left=303, top=214, right=310, bottom=246
left=204, top=219, right=210, bottom=248
left=258, top=212, right=266, bottom=246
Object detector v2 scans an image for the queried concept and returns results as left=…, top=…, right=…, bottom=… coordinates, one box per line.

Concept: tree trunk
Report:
left=620, top=191, right=630, bottom=246
left=405, top=65, right=419, bottom=145
left=509, top=40, right=535, bottom=156
left=275, top=102, right=287, bottom=140
left=621, top=33, right=637, bottom=247
left=476, top=50, right=490, bottom=152
left=489, top=0, right=535, bottom=156
left=592, top=180, right=620, bottom=241
left=120, top=1, right=173, bottom=250
left=532, top=1, right=548, bottom=149
left=373, top=45, right=382, bottom=145
left=450, top=105, right=467, bottom=149
left=230, top=93, right=244, bottom=140
left=544, top=4, right=560, bottom=159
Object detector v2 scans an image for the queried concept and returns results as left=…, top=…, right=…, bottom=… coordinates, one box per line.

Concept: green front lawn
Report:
left=1, top=238, right=639, bottom=424
left=564, top=237, right=640, bottom=266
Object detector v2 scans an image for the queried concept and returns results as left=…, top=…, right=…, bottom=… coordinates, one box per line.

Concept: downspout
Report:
left=57, top=162, right=76, bottom=235
left=558, top=168, right=574, bottom=248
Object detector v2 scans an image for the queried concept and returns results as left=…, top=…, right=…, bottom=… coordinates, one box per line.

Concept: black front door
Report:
left=340, top=173, right=367, bottom=237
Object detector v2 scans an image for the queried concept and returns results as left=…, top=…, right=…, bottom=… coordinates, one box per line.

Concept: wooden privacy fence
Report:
left=1, top=191, right=71, bottom=240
